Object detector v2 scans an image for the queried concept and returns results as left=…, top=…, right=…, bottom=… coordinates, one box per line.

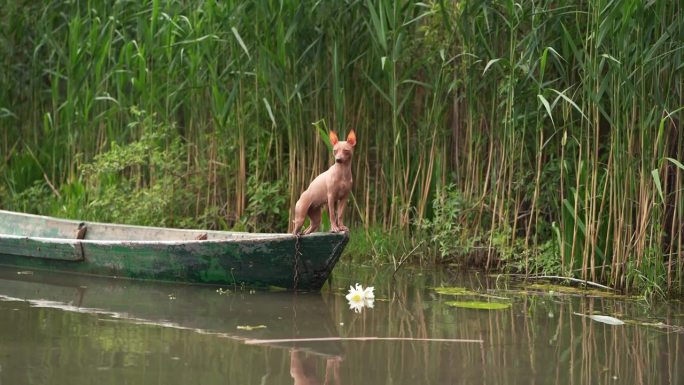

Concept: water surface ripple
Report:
left=0, top=265, right=682, bottom=384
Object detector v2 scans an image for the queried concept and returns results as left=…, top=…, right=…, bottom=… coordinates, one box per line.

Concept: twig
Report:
left=24, top=145, right=62, bottom=198
left=245, top=337, right=484, bottom=345
left=392, top=240, right=424, bottom=277
left=523, top=275, right=615, bottom=291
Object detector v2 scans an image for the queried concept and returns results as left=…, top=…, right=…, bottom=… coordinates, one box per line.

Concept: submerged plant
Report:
left=445, top=301, right=511, bottom=311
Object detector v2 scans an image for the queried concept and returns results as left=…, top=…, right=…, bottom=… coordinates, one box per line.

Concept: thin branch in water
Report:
left=392, top=240, right=424, bottom=277
left=522, top=275, right=615, bottom=291
left=245, top=337, right=484, bottom=345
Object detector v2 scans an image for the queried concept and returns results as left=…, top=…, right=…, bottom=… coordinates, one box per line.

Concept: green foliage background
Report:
left=1, top=0, right=682, bottom=293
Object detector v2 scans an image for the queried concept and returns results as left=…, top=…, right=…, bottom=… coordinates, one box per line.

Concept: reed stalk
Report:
left=0, top=0, right=681, bottom=293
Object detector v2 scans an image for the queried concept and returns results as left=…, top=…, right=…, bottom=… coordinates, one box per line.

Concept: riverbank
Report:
left=1, top=0, right=682, bottom=295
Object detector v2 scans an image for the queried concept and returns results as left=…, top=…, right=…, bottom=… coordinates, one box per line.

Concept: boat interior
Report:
left=0, top=210, right=285, bottom=241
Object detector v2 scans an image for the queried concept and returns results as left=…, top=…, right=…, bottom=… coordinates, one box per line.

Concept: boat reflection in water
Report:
left=0, top=266, right=344, bottom=385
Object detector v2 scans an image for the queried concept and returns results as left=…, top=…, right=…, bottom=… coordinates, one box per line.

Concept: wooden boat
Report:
left=0, top=210, right=348, bottom=290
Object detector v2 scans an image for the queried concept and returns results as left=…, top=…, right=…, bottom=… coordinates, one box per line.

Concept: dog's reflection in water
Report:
left=290, top=349, right=342, bottom=385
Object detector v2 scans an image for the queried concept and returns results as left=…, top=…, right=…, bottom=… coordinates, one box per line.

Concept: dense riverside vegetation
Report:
left=1, top=0, right=682, bottom=294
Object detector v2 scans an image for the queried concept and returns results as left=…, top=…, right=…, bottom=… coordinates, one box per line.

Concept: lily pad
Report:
left=237, top=324, right=267, bottom=331
left=445, top=301, right=511, bottom=310
left=434, top=287, right=510, bottom=300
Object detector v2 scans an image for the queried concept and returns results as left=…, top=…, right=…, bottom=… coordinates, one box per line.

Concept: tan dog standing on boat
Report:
left=292, top=130, right=356, bottom=235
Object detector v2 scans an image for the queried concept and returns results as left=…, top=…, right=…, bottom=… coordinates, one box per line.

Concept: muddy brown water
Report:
left=0, top=263, right=682, bottom=385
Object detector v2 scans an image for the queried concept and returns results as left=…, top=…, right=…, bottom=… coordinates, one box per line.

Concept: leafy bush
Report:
left=420, top=183, right=561, bottom=273
left=80, top=110, right=195, bottom=227
left=4, top=180, right=52, bottom=214
left=241, top=175, right=288, bottom=232
left=419, top=184, right=479, bottom=261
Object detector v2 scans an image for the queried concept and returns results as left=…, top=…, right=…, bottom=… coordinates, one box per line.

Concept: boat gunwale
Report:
left=0, top=232, right=337, bottom=246
left=0, top=210, right=343, bottom=245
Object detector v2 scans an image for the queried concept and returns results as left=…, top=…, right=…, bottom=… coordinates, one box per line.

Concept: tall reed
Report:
left=450, top=0, right=683, bottom=293
left=0, top=0, right=682, bottom=293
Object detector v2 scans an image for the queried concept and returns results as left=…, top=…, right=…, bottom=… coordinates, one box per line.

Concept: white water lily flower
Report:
left=348, top=299, right=365, bottom=313
left=346, top=283, right=375, bottom=313
left=363, top=286, right=375, bottom=300
left=345, top=283, right=364, bottom=302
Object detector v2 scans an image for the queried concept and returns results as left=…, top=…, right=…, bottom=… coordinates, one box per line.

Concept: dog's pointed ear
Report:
left=346, top=130, right=357, bottom=147
left=329, top=131, right=339, bottom=145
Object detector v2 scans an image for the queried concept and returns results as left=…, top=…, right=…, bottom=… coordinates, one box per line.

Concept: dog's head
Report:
left=330, top=130, right=356, bottom=165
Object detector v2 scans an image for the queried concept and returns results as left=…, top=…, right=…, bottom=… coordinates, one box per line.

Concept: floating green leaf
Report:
left=433, top=287, right=509, bottom=300
left=445, top=301, right=511, bottom=310
left=433, top=287, right=478, bottom=296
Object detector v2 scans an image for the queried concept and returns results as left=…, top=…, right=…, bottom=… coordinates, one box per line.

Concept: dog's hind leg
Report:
left=303, top=206, right=322, bottom=234
left=292, top=200, right=308, bottom=235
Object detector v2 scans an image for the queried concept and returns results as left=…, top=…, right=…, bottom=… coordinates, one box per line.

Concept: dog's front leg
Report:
left=336, top=193, right=349, bottom=232
left=327, top=193, right=340, bottom=232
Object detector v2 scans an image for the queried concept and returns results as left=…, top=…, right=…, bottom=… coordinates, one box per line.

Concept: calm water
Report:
left=0, top=264, right=682, bottom=385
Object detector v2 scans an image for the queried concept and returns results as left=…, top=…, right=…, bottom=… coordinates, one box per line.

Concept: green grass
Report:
left=0, top=0, right=682, bottom=294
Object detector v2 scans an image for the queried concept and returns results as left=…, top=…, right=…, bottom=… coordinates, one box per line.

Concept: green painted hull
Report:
left=0, top=210, right=348, bottom=290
